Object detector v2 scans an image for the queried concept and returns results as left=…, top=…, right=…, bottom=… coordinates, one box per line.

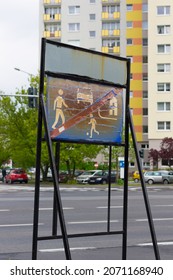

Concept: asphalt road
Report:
left=0, top=182, right=173, bottom=260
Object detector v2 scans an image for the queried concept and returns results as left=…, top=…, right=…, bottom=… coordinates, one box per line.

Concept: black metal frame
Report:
left=32, top=38, right=160, bottom=260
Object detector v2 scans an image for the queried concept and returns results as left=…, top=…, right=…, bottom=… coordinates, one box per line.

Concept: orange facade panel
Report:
left=133, top=38, right=142, bottom=45
left=133, top=21, right=142, bottom=28
left=133, top=4, right=142, bottom=10
left=133, top=108, right=142, bottom=115
left=133, top=56, right=142, bottom=63
left=133, top=73, right=142, bottom=80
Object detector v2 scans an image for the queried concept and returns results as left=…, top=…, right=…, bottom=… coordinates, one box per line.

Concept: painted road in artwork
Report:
left=47, top=76, right=124, bottom=144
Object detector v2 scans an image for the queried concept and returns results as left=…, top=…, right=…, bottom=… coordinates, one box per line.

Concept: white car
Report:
left=76, top=170, right=103, bottom=184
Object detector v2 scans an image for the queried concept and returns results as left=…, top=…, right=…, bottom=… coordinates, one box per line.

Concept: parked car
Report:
left=132, top=170, right=146, bottom=182
left=88, top=170, right=117, bottom=184
left=76, top=170, right=103, bottom=184
left=144, top=170, right=173, bottom=185
left=0, top=169, right=2, bottom=181
left=5, top=168, right=28, bottom=184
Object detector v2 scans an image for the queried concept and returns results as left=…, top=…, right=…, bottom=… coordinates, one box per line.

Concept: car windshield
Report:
left=82, top=171, right=96, bottom=175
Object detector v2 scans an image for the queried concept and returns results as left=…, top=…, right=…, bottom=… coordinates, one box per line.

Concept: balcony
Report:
left=44, top=0, right=61, bottom=4
left=102, top=12, right=120, bottom=20
left=102, top=46, right=120, bottom=54
left=102, top=29, right=120, bottom=37
left=102, top=0, right=120, bottom=3
left=44, top=30, right=61, bottom=38
left=43, top=13, right=61, bottom=21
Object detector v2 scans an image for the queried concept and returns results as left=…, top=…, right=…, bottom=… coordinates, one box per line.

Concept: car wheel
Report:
left=163, top=179, right=169, bottom=184
left=134, top=178, right=139, bottom=183
left=102, top=179, right=107, bottom=184
left=9, top=179, right=13, bottom=184
left=148, top=179, right=154, bottom=185
left=25, top=180, right=28, bottom=184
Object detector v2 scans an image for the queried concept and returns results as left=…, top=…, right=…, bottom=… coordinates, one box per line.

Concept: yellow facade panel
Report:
left=55, top=14, right=61, bottom=20
left=102, top=47, right=108, bottom=53
left=113, top=12, right=120, bottom=19
left=44, top=14, right=50, bottom=21
left=130, top=80, right=143, bottom=91
left=44, top=0, right=50, bottom=3
left=131, top=63, right=142, bottom=73
left=126, top=46, right=142, bottom=56
left=102, top=12, right=109, bottom=19
left=113, top=46, right=120, bottom=53
left=113, top=29, right=120, bottom=36
left=102, top=30, right=109, bottom=36
left=44, top=31, right=50, bottom=38
left=54, top=31, right=61, bottom=37
left=126, top=28, right=142, bottom=38
left=135, top=132, right=143, bottom=142
left=132, top=115, right=143, bottom=125
left=126, top=12, right=142, bottom=21
left=130, top=98, right=142, bottom=108
left=126, top=0, right=142, bottom=4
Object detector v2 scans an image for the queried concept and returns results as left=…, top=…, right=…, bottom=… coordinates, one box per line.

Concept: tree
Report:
left=148, top=148, right=159, bottom=169
left=159, top=137, right=173, bottom=168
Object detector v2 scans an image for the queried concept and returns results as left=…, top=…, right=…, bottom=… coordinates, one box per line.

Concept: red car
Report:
left=5, top=169, right=28, bottom=184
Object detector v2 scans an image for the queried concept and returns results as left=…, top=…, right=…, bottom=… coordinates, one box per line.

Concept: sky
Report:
left=0, top=0, right=39, bottom=94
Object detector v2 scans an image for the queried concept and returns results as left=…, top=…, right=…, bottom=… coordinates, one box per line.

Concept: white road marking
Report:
left=97, top=206, right=123, bottom=209
left=0, top=209, right=10, bottom=212
left=0, top=223, right=44, bottom=228
left=68, top=220, right=119, bottom=224
left=39, top=247, right=96, bottom=253
left=138, top=241, right=173, bottom=246
left=39, top=207, right=74, bottom=211
left=154, top=205, right=173, bottom=207
left=136, top=218, right=173, bottom=222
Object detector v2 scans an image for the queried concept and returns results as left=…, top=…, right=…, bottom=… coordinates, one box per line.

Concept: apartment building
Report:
left=39, top=0, right=173, bottom=168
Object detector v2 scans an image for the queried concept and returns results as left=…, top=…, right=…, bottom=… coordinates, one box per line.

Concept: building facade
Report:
left=39, top=0, right=173, bottom=169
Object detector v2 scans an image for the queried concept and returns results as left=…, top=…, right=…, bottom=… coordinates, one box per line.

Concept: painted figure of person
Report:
left=52, top=89, right=68, bottom=129
left=88, top=114, right=99, bottom=138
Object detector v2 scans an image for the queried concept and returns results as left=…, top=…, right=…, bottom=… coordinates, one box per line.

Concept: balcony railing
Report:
left=102, top=29, right=120, bottom=37
left=43, top=13, right=61, bottom=21
left=44, top=30, right=61, bottom=38
left=102, top=12, right=120, bottom=20
left=44, top=0, right=61, bottom=4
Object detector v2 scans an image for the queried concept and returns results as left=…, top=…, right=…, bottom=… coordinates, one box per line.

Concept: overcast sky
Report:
left=0, top=0, right=39, bottom=94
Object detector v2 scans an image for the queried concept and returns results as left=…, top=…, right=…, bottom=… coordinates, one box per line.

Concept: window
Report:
left=142, top=38, right=148, bottom=46
left=127, top=21, right=133, bottom=28
left=143, top=91, right=148, bottom=99
left=141, top=144, right=149, bottom=149
left=89, top=14, right=96, bottom=20
left=157, top=102, right=170, bottom=111
left=89, top=31, right=96, bottom=37
left=127, top=4, right=133, bottom=11
left=143, top=73, right=148, bottom=81
left=68, top=6, right=80, bottom=15
left=142, top=4, right=148, bottom=12
left=102, top=22, right=120, bottom=30
left=90, top=0, right=95, bottom=3
left=143, top=108, right=148, bottom=116
left=102, top=39, right=120, bottom=47
left=157, top=63, right=171, bottom=72
left=157, top=121, right=170, bottom=130
left=157, top=25, right=171, bottom=35
left=130, top=91, right=133, bottom=98
left=143, top=56, right=148, bottom=63
left=143, top=126, right=148, bottom=134
left=142, top=21, right=148, bottom=30
left=68, top=23, right=80, bottom=32
left=127, top=39, right=133, bottom=45
left=157, top=6, right=170, bottom=15
left=157, top=44, right=171, bottom=54
left=102, top=5, right=120, bottom=13
left=157, top=83, right=170, bottom=92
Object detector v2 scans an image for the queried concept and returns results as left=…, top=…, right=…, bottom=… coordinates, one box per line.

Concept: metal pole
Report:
left=122, top=59, right=131, bottom=260
left=107, top=145, right=112, bottom=232
left=128, top=107, right=160, bottom=260
left=32, top=38, right=46, bottom=260
left=52, top=142, right=60, bottom=236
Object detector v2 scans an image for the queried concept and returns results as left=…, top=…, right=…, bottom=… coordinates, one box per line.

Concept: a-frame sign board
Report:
left=32, top=38, right=160, bottom=260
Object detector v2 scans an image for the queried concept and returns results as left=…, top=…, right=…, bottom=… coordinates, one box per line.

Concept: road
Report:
left=0, top=182, right=173, bottom=260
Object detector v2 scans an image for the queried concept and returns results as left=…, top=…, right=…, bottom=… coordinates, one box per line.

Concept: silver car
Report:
left=144, top=170, right=173, bottom=185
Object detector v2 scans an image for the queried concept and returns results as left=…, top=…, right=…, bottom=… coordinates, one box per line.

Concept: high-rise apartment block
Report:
left=40, top=0, right=173, bottom=168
